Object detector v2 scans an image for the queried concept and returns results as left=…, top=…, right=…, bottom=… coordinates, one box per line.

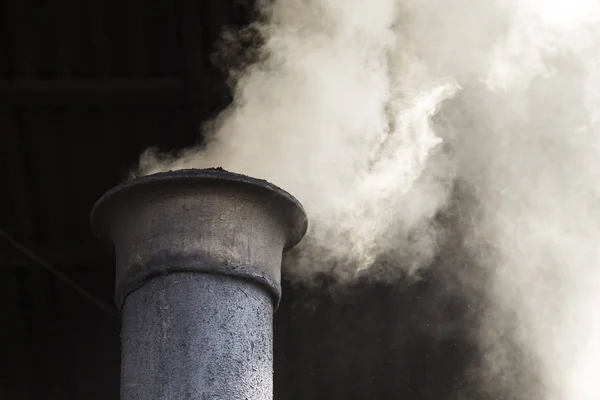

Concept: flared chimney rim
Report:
left=90, top=168, right=308, bottom=250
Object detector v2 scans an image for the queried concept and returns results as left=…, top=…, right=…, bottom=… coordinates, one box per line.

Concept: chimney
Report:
left=91, top=168, right=307, bottom=400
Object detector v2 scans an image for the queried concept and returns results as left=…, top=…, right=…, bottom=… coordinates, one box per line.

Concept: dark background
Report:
left=0, top=0, right=480, bottom=398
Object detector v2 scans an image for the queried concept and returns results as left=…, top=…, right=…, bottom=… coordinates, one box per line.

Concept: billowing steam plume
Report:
left=134, top=0, right=600, bottom=398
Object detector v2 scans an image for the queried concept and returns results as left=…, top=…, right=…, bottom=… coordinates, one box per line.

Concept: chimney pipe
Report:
left=91, top=168, right=307, bottom=400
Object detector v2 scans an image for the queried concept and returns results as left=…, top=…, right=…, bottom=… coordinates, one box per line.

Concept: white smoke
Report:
left=137, top=0, right=458, bottom=280
left=135, top=0, right=600, bottom=398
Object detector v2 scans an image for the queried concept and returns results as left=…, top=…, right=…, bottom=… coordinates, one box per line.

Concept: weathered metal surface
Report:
left=91, top=168, right=308, bottom=308
left=121, top=272, right=273, bottom=400
left=90, top=168, right=307, bottom=400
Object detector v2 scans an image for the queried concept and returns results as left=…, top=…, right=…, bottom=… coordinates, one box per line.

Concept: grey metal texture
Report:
left=121, top=272, right=273, bottom=400
left=90, top=168, right=307, bottom=400
left=90, top=168, right=308, bottom=309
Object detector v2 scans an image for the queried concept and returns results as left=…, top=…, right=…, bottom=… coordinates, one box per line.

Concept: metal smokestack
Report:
left=91, top=168, right=307, bottom=400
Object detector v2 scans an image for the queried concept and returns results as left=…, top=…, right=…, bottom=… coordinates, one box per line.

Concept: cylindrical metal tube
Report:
left=121, top=273, right=273, bottom=399
left=91, top=169, right=307, bottom=400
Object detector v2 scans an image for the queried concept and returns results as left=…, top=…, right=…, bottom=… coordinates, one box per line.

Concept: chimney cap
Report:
left=90, top=168, right=308, bottom=308
left=91, top=168, right=308, bottom=250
